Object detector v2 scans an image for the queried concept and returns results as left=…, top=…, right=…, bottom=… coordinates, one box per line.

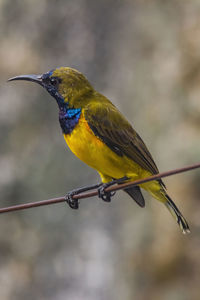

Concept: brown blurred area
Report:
left=0, top=0, right=200, bottom=299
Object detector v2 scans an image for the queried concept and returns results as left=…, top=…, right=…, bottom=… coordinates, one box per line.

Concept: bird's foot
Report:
left=65, top=182, right=103, bottom=209
left=65, top=190, right=79, bottom=209
left=98, top=177, right=128, bottom=202
left=98, top=184, right=116, bottom=202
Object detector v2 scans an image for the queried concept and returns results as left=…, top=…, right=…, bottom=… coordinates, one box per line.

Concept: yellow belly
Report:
left=63, top=112, right=148, bottom=182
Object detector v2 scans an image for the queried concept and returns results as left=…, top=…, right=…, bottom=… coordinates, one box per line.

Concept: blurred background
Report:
left=0, top=0, right=200, bottom=299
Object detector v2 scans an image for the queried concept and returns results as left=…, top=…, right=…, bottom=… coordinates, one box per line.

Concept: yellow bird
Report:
left=9, top=67, right=190, bottom=234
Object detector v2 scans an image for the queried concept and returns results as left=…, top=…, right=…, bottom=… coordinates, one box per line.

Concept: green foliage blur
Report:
left=0, top=1, right=200, bottom=299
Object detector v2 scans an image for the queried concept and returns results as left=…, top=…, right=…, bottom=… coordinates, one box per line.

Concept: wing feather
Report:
left=84, top=101, right=163, bottom=184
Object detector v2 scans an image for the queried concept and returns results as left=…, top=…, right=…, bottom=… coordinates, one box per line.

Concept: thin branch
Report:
left=1, top=162, right=200, bottom=214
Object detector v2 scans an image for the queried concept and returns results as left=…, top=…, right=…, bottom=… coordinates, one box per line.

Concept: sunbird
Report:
left=8, top=67, right=190, bottom=234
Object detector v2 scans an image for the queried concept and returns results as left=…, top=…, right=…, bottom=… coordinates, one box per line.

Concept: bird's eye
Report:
left=50, top=77, right=61, bottom=87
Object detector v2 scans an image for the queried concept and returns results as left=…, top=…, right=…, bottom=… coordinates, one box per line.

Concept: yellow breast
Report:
left=63, top=111, right=144, bottom=181
left=63, top=112, right=109, bottom=170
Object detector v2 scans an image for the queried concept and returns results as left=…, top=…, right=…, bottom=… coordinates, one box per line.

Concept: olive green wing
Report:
left=84, top=101, right=160, bottom=177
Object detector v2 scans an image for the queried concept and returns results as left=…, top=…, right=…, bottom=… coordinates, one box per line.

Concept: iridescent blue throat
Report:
left=45, top=84, right=81, bottom=134
left=59, top=107, right=81, bottom=134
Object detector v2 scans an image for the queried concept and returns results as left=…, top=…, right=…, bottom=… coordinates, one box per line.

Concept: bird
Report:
left=8, top=67, right=190, bottom=234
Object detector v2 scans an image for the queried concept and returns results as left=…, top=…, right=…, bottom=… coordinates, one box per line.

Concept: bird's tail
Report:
left=165, top=194, right=190, bottom=234
left=124, top=186, right=145, bottom=207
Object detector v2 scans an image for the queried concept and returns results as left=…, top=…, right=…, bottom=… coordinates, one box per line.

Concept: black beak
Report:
left=8, top=74, right=43, bottom=86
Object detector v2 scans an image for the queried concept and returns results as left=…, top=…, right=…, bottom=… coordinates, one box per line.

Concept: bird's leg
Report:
left=65, top=182, right=103, bottom=209
left=98, top=176, right=129, bottom=202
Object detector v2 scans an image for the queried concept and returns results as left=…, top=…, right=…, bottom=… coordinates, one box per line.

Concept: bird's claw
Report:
left=65, top=191, right=79, bottom=209
left=98, top=184, right=116, bottom=202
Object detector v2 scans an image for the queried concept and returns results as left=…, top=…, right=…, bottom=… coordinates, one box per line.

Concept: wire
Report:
left=0, top=162, right=200, bottom=214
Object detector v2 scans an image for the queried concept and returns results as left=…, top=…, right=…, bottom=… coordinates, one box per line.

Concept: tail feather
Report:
left=165, top=195, right=190, bottom=234
left=124, top=186, right=145, bottom=207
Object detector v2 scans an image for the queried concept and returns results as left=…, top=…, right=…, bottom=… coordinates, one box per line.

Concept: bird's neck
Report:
left=58, top=98, right=81, bottom=135
left=47, top=86, right=82, bottom=134
left=59, top=105, right=81, bottom=135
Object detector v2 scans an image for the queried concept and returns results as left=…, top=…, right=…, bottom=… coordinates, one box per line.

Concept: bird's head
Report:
left=8, top=67, right=93, bottom=108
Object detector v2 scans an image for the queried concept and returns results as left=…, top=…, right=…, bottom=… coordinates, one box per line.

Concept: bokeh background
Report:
left=0, top=0, right=200, bottom=299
